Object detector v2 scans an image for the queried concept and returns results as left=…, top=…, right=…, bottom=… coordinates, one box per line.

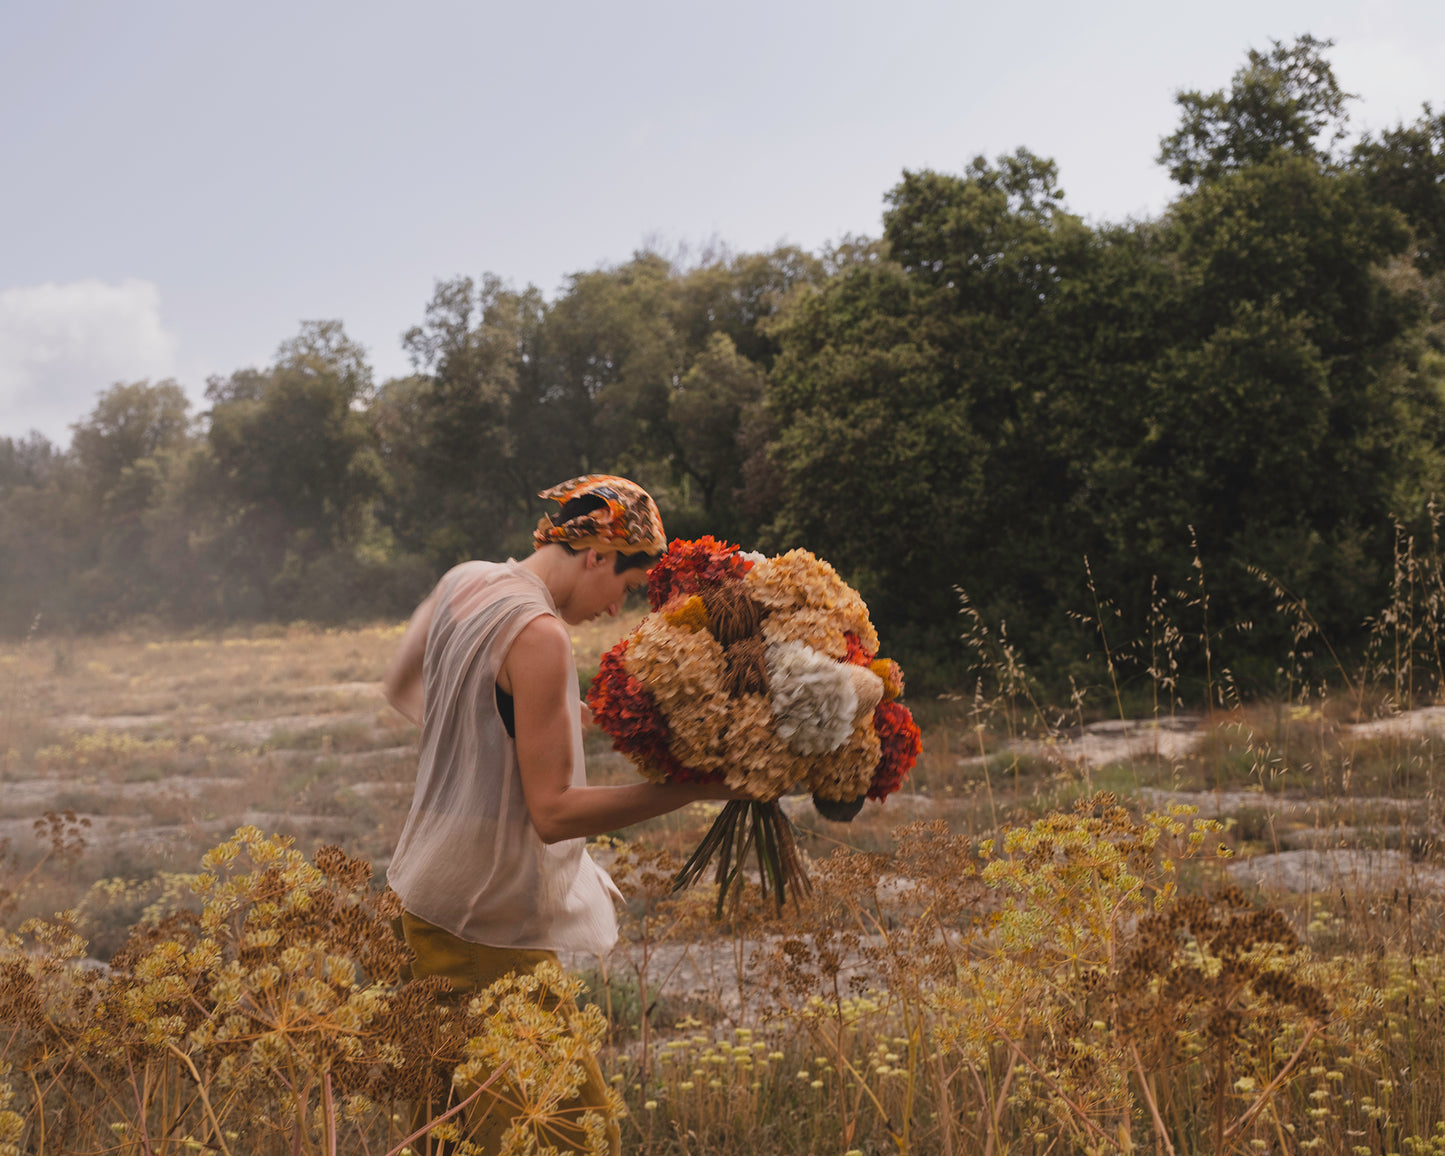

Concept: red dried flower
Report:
left=586, top=639, right=716, bottom=784
left=843, top=632, right=876, bottom=666
left=867, top=700, right=921, bottom=801
left=647, top=536, right=752, bottom=611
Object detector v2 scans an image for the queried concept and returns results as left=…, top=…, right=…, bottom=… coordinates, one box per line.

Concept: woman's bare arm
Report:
left=381, top=588, right=437, bottom=727
left=506, top=615, right=735, bottom=843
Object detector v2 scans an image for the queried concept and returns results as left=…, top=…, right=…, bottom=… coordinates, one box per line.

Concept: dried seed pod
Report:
left=812, top=793, right=865, bottom=822
left=722, top=635, right=770, bottom=697
left=702, top=581, right=764, bottom=645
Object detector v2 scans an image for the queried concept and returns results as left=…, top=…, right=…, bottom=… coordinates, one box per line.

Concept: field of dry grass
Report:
left=0, top=613, right=664, bottom=944
left=6, top=613, right=1445, bottom=971
left=6, top=613, right=1445, bottom=1154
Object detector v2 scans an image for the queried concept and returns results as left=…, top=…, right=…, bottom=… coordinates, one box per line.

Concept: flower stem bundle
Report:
left=673, top=799, right=813, bottom=917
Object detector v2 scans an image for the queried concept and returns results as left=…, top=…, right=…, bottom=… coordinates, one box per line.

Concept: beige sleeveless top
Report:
left=386, top=560, right=621, bottom=954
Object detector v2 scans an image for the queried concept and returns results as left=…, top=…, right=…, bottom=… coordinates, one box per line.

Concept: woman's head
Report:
left=533, top=475, right=666, bottom=571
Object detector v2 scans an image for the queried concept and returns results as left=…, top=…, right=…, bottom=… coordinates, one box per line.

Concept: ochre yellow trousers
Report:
left=400, top=910, right=622, bottom=1156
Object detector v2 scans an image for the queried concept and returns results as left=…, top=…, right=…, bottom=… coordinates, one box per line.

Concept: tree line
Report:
left=3, top=37, right=1443, bottom=695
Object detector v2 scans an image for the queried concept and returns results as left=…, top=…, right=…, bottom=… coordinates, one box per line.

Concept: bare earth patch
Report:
left=1228, top=848, right=1445, bottom=893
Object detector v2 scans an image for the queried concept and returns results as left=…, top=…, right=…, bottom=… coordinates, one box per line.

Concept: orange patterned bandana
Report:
left=532, top=475, right=667, bottom=556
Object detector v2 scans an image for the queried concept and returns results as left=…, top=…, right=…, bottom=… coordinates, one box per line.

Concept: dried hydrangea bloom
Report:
left=745, top=549, right=880, bottom=654
left=766, top=641, right=857, bottom=755
left=588, top=640, right=699, bottom=784
left=722, top=693, right=815, bottom=799
left=846, top=663, right=885, bottom=720
left=868, top=700, right=922, bottom=801
left=759, top=608, right=854, bottom=660
left=809, top=721, right=882, bottom=801
left=664, top=696, right=731, bottom=774
left=624, top=612, right=727, bottom=712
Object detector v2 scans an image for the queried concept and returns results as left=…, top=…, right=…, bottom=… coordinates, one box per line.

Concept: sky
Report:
left=2, top=0, right=1442, bottom=444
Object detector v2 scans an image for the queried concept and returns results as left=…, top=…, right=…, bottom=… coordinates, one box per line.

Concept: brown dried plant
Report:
left=746, top=794, right=1345, bottom=1155
left=0, top=826, right=621, bottom=1156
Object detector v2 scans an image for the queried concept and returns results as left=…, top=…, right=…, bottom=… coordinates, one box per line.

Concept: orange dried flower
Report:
left=664, top=594, right=710, bottom=633
left=647, top=536, right=751, bottom=610
left=870, top=658, right=904, bottom=702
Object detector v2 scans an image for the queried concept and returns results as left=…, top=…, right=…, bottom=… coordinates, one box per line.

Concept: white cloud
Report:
left=0, top=278, right=179, bottom=445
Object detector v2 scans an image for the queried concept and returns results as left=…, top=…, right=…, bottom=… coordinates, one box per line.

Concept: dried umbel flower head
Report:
left=455, top=961, right=622, bottom=1155
left=0, top=828, right=621, bottom=1154
left=1120, top=885, right=1332, bottom=1034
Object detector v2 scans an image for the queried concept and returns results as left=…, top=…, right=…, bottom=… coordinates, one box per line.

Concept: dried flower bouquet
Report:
left=587, top=537, right=921, bottom=912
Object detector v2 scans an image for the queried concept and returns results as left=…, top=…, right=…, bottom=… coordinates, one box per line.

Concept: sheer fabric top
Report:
left=387, top=560, right=621, bottom=954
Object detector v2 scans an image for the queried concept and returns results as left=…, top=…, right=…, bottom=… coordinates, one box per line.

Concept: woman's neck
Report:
left=518, top=547, right=582, bottom=614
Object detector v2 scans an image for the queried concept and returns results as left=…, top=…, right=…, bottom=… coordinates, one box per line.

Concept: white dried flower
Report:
left=766, top=642, right=857, bottom=754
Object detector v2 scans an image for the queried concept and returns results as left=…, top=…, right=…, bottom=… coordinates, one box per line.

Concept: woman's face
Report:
left=561, top=550, right=647, bottom=624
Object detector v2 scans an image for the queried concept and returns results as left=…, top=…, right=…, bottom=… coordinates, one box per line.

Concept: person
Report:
left=382, top=474, right=733, bottom=1155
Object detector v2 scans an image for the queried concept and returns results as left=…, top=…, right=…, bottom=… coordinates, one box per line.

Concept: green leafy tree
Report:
left=205, top=321, right=387, bottom=615
left=1143, top=156, right=1428, bottom=650
left=70, top=379, right=191, bottom=514
left=0, top=433, right=80, bottom=634
left=669, top=245, right=825, bottom=370
left=1353, top=106, right=1445, bottom=275
left=53, top=381, right=196, bottom=623
left=544, top=253, right=682, bottom=478
left=764, top=152, right=1108, bottom=663
left=0, top=432, right=63, bottom=496
left=1159, top=34, right=1351, bottom=187
left=669, top=331, right=767, bottom=534
left=393, top=251, right=814, bottom=562
left=394, top=275, right=551, bottom=563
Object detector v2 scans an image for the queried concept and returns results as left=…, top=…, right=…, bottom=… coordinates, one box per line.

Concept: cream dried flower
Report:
left=766, top=642, right=857, bottom=755
left=625, top=608, right=735, bottom=777
left=664, top=698, right=731, bottom=774
left=624, top=613, right=727, bottom=712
